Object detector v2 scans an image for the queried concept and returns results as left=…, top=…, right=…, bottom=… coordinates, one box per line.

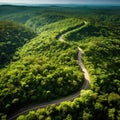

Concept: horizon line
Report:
left=0, top=2, right=120, bottom=6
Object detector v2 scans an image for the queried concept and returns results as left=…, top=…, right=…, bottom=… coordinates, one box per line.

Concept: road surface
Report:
left=8, top=21, right=90, bottom=120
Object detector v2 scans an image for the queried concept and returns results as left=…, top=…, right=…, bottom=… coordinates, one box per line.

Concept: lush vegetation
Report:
left=25, top=15, right=66, bottom=32
left=0, top=21, right=36, bottom=68
left=0, top=5, right=120, bottom=120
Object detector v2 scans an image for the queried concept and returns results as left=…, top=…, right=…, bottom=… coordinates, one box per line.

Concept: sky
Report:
left=0, top=0, right=120, bottom=5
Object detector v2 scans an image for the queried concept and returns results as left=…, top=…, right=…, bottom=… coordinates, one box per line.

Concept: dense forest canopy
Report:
left=0, top=21, right=36, bottom=68
left=0, top=5, right=120, bottom=120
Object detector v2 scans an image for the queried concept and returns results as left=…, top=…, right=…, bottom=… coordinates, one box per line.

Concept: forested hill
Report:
left=0, top=5, right=120, bottom=120
left=0, top=21, right=36, bottom=68
left=0, top=18, right=84, bottom=119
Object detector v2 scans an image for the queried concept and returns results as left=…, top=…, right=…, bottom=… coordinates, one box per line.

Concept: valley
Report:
left=0, top=5, right=120, bottom=120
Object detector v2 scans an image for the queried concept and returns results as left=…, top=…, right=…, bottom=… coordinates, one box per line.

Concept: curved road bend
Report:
left=8, top=21, right=90, bottom=120
left=58, top=21, right=87, bottom=42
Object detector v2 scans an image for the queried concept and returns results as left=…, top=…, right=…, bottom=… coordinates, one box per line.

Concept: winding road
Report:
left=8, top=21, right=90, bottom=120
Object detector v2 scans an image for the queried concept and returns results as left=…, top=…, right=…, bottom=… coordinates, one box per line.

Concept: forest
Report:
left=0, top=5, right=120, bottom=120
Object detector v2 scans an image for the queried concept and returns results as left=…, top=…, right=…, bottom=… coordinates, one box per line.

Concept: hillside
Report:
left=0, top=5, right=120, bottom=120
left=16, top=17, right=120, bottom=120
left=0, top=18, right=84, bottom=119
left=0, top=21, right=36, bottom=68
left=25, top=15, right=66, bottom=32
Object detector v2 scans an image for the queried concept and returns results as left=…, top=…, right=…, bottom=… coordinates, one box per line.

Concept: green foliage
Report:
left=0, top=5, right=119, bottom=120
left=64, top=24, right=120, bottom=41
left=0, top=20, right=36, bottom=68
left=25, top=15, right=66, bottom=32
left=0, top=17, right=84, bottom=118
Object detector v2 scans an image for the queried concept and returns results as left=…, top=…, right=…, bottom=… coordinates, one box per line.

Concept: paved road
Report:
left=58, top=21, right=87, bottom=42
left=8, top=21, right=90, bottom=120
